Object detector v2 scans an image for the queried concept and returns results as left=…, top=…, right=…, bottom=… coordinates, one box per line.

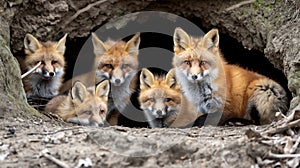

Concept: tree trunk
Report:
left=0, top=1, right=39, bottom=119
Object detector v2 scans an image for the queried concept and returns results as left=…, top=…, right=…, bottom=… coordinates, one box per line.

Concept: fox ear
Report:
left=174, top=27, right=191, bottom=54
left=202, top=29, right=219, bottom=49
left=96, top=80, right=110, bottom=98
left=165, top=69, right=177, bottom=88
left=92, top=33, right=107, bottom=57
left=125, top=33, right=140, bottom=56
left=140, top=68, right=154, bottom=89
left=24, top=34, right=42, bottom=54
left=71, top=81, right=88, bottom=103
left=56, top=33, right=68, bottom=54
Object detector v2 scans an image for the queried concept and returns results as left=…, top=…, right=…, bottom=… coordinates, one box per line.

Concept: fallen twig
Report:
left=41, top=149, right=70, bottom=168
left=21, top=62, right=41, bottom=79
left=268, top=152, right=300, bottom=159
left=262, top=119, right=300, bottom=136
left=290, top=136, right=300, bottom=154
left=62, top=0, right=108, bottom=29
left=225, top=0, right=256, bottom=11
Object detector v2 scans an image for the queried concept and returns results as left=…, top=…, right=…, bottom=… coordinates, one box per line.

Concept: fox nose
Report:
left=49, top=72, right=55, bottom=77
left=115, top=79, right=121, bottom=84
left=157, top=110, right=162, bottom=116
left=191, top=75, right=198, bottom=80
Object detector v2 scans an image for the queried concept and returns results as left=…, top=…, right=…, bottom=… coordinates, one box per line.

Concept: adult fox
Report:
left=173, top=28, right=288, bottom=125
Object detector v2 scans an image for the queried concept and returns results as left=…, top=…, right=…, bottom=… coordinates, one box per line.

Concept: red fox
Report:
left=139, top=68, right=181, bottom=127
left=45, top=80, right=110, bottom=126
left=91, top=33, right=140, bottom=125
left=139, top=68, right=199, bottom=128
left=173, top=28, right=288, bottom=125
left=23, top=34, right=67, bottom=98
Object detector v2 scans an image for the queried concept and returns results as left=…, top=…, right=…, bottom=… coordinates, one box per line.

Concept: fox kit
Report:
left=45, top=80, right=110, bottom=126
left=23, top=34, right=67, bottom=98
left=91, top=33, right=140, bottom=124
left=139, top=68, right=181, bottom=127
left=139, top=68, right=199, bottom=128
left=173, top=28, right=288, bottom=125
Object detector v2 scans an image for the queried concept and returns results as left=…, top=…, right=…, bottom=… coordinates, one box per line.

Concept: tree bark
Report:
left=0, top=0, right=39, bottom=118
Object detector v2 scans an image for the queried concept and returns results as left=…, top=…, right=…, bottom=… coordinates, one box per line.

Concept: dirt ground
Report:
left=0, top=114, right=251, bottom=167
left=0, top=113, right=281, bottom=168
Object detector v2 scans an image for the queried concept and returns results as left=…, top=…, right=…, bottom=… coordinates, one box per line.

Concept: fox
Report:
left=173, top=28, right=288, bottom=125
left=22, top=33, right=68, bottom=98
left=91, top=33, right=140, bottom=125
left=139, top=68, right=199, bottom=128
left=139, top=68, right=181, bottom=127
left=45, top=80, right=110, bottom=126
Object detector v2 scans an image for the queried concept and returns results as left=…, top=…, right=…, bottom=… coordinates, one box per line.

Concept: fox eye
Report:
left=184, top=60, right=190, bottom=66
left=104, top=64, right=113, bottom=69
left=122, top=64, right=130, bottom=69
left=149, top=98, right=155, bottom=102
left=99, top=109, right=105, bottom=114
left=84, top=111, right=92, bottom=115
left=200, top=61, right=207, bottom=65
left=51, top=60, right=58, bottom=65
left=164, top=98, right=172, bottom=102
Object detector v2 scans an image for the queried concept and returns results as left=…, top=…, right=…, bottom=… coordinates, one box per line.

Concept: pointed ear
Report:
left=125, top=33, right=140, bottom=56
left=174, top=27, right=191, bottom=54
left=202, top=29, right=219, bottom=49
left=71, top=81, right=88, bottom=103
left=92, top=33, right=107, bottom=57
left=140, top=68, right=154, bottom=89
left=56, top=33, right=68, bottom=54
left=96, top=80, right=110, bottom=98
left=24, top=34, right=42, bottom=54
left=165, top=69, right=177, bottom=88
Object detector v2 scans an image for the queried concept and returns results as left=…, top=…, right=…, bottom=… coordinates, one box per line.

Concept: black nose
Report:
left=157, top=110, right=162, bottom=116
left=192, top=75, right=198, bottom=80
left=115, top=79, right=121, bottom=84
left=49, top=72, right=55, bottom=77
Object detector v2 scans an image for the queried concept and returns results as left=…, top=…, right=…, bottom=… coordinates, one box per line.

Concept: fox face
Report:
left=92, top=33, right=140, bottom=86
left=24, top=34, right=67, bottom=80
left=173, top=28, right=221, bottom=83
left=23, top=34, right=67, bottom=98
left=139, top=69, right=181, bottom=126
left=65, top=80, right=110, bottom=127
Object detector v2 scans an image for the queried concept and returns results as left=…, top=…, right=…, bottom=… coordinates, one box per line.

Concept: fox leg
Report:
left=245, top=79, right=288, bottom=124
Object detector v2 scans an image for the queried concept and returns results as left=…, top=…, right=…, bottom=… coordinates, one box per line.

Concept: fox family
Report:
left=21, top=28, right=288, bottom=127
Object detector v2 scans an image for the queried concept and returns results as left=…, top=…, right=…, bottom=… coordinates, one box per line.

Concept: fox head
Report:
left=173, top=28, right=223, bottom=83
left=66, top=80, right=110, bottom=127
left=24, top=34, right=67, bottom=79
left=92, top=33, right=140, bottom=86
left=139, top=68, right=181, bottom=120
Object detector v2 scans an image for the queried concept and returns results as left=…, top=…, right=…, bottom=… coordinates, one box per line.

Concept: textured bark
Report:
left=0, top=0, right=39, bottom=119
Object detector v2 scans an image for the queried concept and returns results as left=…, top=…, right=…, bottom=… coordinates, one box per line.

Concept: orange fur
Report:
left=45, top=80, right=110, bottom=126
left=92, top=33, right=141, bottom=125
left=173, top=28, right=288, bottom=125
left=139, top=68, right=198, bottom=128
left=23, top=34, right=67, bottom=98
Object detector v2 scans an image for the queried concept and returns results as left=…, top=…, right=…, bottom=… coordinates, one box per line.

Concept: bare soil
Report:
left=1, top=115, right=263, bottom=168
